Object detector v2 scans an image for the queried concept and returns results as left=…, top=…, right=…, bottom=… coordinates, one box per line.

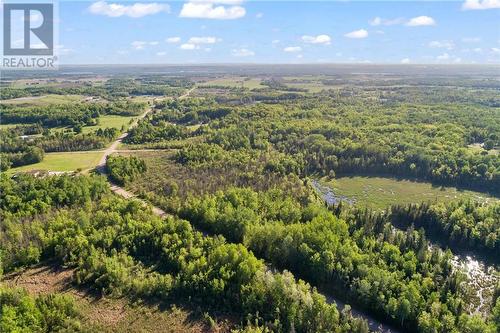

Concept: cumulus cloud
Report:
left=187, top=36, right=220, bottom=44
left=180, top=43, right=197, bottom=50
left=156, top=51, right=167, bottom=56
left=436, top=53, right=462, bottom=63
left=166, top=37, right=181, bottom=43
left=179, top=1, right=246, bottom=19
left=406, top=16, right=436, bottom=26
left=179, top=36, right=220, bottom=50
left=231, top=48, right=255, bottom=57
left=428, top=40, right=455, bottom=50
left=437, top=53, right=450, bottom=60
left=462, top=0, right=500, bottom=10
left=284, top=46, right=302, bottom=53
left=401, top=58, right=411, bottom=64
left=344, top=29, right=368, bottom=39
left=301, top=34, right=331, bottom=45
left=89, top=1, right=170, bottom=18
left=369, top=17, right=405, bottom=26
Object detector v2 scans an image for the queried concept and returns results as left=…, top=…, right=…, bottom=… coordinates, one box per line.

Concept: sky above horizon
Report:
left=14, top=0, right=500, bottom=64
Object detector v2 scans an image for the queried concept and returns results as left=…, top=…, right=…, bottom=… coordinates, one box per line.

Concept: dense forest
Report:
left=0, top=174, right=371, bottom=332
left=177, top=187, right=498, bottom=333
left=139, top=92, right=500, bottom=194
left=390, top=200, right=500, bottom=258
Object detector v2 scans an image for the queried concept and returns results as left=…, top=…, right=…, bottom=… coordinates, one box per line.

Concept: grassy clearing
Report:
left=1, top=115, right=136, bottom=134
left=7, top=151, right=103, bottom=174
left=468, top=143, right=499, bottom=156
left=286, top=82, right=329, bottom=93
left=82, top=115, right=137, bottom=133
left=200, top=77, right=264, bottom=89
left=0, top=94, right=84, bottom=106
left=318, top=176, right=498, bottom=210
left=2, top=265, right=229, bottom=333
left=0, top=123, right=21, bottom=129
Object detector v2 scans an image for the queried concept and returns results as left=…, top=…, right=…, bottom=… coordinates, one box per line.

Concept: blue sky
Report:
left=51, top=1, right=500, bottom=64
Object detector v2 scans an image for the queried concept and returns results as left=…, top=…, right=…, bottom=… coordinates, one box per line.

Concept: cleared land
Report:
left=82, top=115, right=137, bottom=133
left=2, top=265, right=228, bottom=333
left=7, top=151, right=103, bottom=174
left=0, top=94, right=84, bottom=106
left=318, top=176, right=498, bottom=210
left=199, top=77, right=264, bottom=89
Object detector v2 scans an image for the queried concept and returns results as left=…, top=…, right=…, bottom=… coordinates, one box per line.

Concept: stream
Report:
left=311, top=179, right=499, bottom=318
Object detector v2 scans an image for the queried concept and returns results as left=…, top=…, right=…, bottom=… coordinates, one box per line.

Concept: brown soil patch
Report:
left=2, top=265, right=232, bottom=332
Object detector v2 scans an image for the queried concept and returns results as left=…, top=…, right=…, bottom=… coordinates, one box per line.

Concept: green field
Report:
left=82, top=115, right=136, bottom=133
left=7, top=151, right=103, bottom=174
left=0, top=94, right=84, bottom=106
left=0, top=123, right=21, bottom=130
left=199, top=77, right=264, bottom=89
left=317, top=176, right=498, bottom=210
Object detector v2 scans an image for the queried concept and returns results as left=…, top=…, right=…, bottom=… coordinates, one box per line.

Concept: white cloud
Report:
left=272, top=40, right=280, bottom=44
left=462, top=0, right=500, bottom=10
left=231, top=48, right=255, bottom=57
left=436, top=53, right=451, bottom=60
left=156, top=51, right=167, bottom=56
left=491, top=47, right=500, bottom=53
left=344, top=29, right=368, bottom=39
left=256, top=12, right=263, bottom=19
left=406, top=16, right=436, bottom=26
left=428, top=40, right=455, bottom=50
left=190, top=0, right=243, bottom=4
left=131, top=41, right=147, bottom=50
left=434, top=53, right=464, bottom=63
left=179, top=36, right=220, bottom=50
left=166, top=37, right=181, bottom=43
left=180, top=43, right=197, bottom=50
left=179, top=1, right=245, bottom=20
left=301, top=34, right=331, bottom=45
left=188, top=36, right=219, bottom=44
left=89, top=1, right=170, bottom=18
left=462, top=37, right=481, bottom=43
left=284, top=46, right=302, bottom=52
left=369, top=16, right=405, bottom=26
left=130, top=40, right=158, bottom=50
left=401, top=58, right=411, bottom=64
left=473, top=47, right=483, bottom=53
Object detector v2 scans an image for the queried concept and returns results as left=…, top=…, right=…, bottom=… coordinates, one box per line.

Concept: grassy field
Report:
left=199, top=77, right=264, bottom=89
left=286, top=82, right=329, bottom=93
left=317, top=176, right=498, bottom=210
left=0, top=94, right=84, bottom=106
left=82, top=115, right=137, bottom=133
left=0, top=123, right=21, bottom=130
left=7, top=151, right=103, bottom=174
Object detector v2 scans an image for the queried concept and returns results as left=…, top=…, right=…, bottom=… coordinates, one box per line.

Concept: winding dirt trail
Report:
left=94, top=87, right=196, bottom=217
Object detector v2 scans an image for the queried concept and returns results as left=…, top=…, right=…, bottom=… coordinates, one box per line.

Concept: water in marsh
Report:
left=312, top=179, right=499, bottom=317
left=311, top=179, right=356, bottom=206
left=450, top=255, right=499, bottom=315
